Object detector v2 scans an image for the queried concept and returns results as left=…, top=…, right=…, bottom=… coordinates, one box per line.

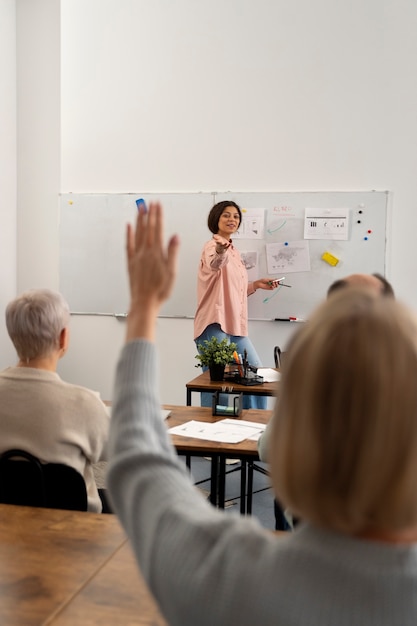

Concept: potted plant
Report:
left=195, top=337, right=238, bottom=381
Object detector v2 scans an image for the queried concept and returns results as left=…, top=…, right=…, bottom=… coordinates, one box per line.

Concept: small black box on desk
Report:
left=212, top=391, right=243, bottom=417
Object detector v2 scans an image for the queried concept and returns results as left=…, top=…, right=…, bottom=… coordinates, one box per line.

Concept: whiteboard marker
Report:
left=274, top=317, right=304, bottom=322
left=269, top=276, right=292, bottom=288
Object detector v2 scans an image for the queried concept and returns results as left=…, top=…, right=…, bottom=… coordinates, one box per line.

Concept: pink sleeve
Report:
left=204, top=239, right=229, bottom=271
left=247, top=282, right=256, bottom=296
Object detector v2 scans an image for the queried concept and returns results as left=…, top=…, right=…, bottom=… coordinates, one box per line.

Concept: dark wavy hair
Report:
left=207, top=201, right=242, bottom=234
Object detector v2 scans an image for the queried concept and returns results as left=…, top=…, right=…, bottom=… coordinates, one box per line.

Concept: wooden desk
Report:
left=185, top=369, right=277, bottom=405
left=165, top=405, right=271, bottom=514
left=0, top=504, right=167, bottom=625
left=95, top=405, right=271, bottom=514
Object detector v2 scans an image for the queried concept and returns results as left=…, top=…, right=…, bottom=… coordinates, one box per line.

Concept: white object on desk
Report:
left=256, top=368, right=281, bottom=383
left=168, top=419, right=266, bottom=444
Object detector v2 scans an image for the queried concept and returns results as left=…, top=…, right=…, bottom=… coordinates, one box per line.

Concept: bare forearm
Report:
left=126, top=305, right=159, bottom=343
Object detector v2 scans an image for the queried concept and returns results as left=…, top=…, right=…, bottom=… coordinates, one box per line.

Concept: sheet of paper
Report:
left=234, top=208, right=265, bottom=239
left=266, top=240, right=311, bottom=274
left=304, top=207, right=349, bottom=240
left=256, top=368, right=281, bottom=383
left=220, top=418, right=267, bottom=441
left=168, top=419, right=266, bottom=444
left=240, top=250, right=259, bottom=283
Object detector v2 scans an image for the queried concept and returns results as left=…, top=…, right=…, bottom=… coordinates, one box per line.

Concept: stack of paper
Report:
left=168, top=419, right=266, bottom=444
left=256, top=368, right=281, bottom=382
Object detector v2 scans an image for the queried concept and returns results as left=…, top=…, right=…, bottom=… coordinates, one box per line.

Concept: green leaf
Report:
left=195, top=336, right=238, bottom=368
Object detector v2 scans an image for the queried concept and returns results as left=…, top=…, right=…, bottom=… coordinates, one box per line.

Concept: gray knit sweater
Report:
left=108, top=340, right=417, bottom=626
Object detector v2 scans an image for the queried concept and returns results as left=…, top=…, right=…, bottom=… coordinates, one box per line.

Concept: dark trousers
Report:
left=98, top=488, right=113, bottom=514
left=274, top=499, right=292, bottom=531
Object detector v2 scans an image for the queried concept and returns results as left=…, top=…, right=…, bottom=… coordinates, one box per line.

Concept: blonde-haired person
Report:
left=271, top=287, right=416, bottom=536
left=0, top=289, right=110, bottom=512
left=259, top=270, right=395, bottom=530
left=107, top=202, right=417, bottom=626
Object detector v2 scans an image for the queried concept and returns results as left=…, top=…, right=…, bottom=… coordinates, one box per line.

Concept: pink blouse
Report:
left=194, top=238, right=256, bottom=339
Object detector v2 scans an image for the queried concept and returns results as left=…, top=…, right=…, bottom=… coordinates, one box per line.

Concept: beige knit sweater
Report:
left=0, top=367, right=109, bottom=512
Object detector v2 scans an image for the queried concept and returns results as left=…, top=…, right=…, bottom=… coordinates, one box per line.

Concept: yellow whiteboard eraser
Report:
left=322, top=251, right=339, bottom=266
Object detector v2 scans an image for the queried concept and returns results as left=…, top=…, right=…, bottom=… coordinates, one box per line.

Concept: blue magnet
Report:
left=135, top=198, right=146, bottom=211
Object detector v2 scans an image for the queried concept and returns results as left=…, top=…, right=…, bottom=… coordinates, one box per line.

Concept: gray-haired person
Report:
left=0, top=289, right=110, bottom=512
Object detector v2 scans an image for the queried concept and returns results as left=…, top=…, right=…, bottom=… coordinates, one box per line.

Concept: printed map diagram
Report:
left=266, top=240, right=310, bottom=274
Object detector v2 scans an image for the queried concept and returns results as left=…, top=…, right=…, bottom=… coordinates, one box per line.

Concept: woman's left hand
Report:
left=254, top=278, right=280, bottom=291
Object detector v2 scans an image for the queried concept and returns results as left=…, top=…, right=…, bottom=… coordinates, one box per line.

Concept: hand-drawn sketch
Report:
left=234, top=208, right=265, bottom=239
left=266, top=210, right=304, bottom=239
left=271, top=205, right=298, bottom=218
left=241, top=250, right=259, bottom=282
left=266, top=240, right=311, bottom=274
left=240, top=251, right=258, bottom=271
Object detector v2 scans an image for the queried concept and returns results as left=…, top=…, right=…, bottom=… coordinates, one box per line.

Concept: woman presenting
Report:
left=194, top=200, right=279, bottom=409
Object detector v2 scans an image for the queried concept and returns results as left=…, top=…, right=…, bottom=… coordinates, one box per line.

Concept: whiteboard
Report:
left=59, top=191, right=388, bottom=319
left=59, top=192, right=214, bottom=317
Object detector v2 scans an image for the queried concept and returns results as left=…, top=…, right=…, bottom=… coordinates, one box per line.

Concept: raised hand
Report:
left=126, top=202, right=180, bottom=341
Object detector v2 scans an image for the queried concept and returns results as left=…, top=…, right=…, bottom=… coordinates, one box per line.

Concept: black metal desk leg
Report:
left=209, top=455, right=219, bottom=506
left=218, top=456, right=226, bottom=509
left=186, top=389, right=192, bottom=406
left=246, top=460, right=254, bottom=515
left=240, top=459, right=247, bottom=515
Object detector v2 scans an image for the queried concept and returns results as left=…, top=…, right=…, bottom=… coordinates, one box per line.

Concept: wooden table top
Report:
left=165, top=404, right=272, bottom=457
left=185, top=369, right=278, bottom=403
left=0, top=504, right=167, bottom=625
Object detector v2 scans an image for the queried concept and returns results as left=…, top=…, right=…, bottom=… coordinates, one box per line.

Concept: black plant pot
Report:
left=209, top=364, right=225, bottom=381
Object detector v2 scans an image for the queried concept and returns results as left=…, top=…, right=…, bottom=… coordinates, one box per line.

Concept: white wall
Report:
left=0, top=0, right=17, bottom=368
left=12, top=0, right=417, bottom=402
left=16, top=0, right=60, bottom=291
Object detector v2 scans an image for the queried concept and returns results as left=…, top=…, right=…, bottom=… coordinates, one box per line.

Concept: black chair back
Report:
left=0, top=449, right=88, bottom=511
left=274, top=346, right=282, bottom=368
